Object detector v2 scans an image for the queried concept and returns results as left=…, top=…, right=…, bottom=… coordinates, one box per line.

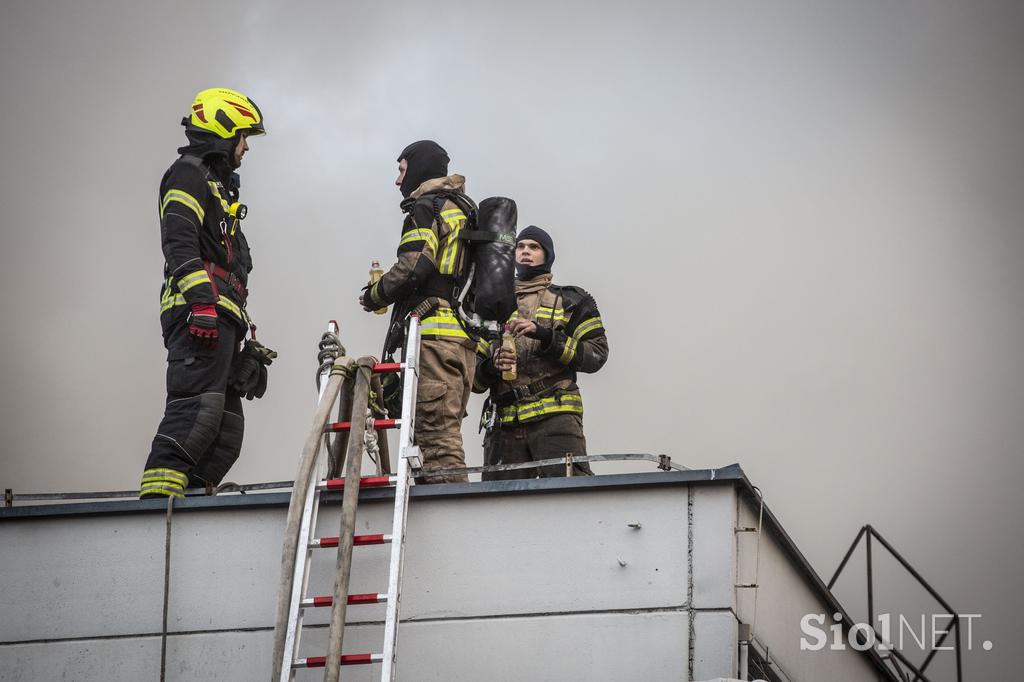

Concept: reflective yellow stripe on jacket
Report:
left=476, top=336, right=492, bottom=358
left=160, top=189, right=205, bottom=223
left=573, top=316, right=604, bottom=339
left=508, top=308, right=569, bottom=324
left=438, top=208, right=466, bottom=275
left=160, top=292, right=186, bottom=314
left=216, top=296, right=243, bottom=320
left=160, top=276, right=185, bottom=313
left=159, top=280, right=248, bottom=324
left=399, top=228, right=439, bottom=253
left=207, top=181, right=231, bottom=213
left=177, top=269, right=211, bottom=293
left=534, top=306, right=570, bottom=323
left=559, top=315, right=604, bottom=364
left=420, top=306, right=470, bottom=341
left=559, top=337, right=577, bottom=364
left=499, top=392, right=583, bottom=424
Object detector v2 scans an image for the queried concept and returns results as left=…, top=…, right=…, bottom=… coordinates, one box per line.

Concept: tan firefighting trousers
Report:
left=415, top=338, right=475, bottom=483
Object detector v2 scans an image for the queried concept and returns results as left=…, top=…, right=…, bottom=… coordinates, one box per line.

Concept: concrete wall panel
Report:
left=690, top=485, right=738, bottom=610
left=299, top=611, right=690, bottom=682
left=0, top=611, right=688, bottom=682
left=389, top=489, right=690, bottom=619
left=0, top=515, right=167, bottom=642
left=165, top=507, right=286, bottom=631
left=692, top=611, right=738, bottom=681
left=0, top=638, right=158, bottom=682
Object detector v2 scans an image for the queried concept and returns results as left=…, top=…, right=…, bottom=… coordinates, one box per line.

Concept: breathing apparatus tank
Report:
left=457, top=196, right=517, bottom=333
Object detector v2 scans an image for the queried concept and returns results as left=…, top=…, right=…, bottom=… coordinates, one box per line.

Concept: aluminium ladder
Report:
left=272, top=317, right=423, bottom=682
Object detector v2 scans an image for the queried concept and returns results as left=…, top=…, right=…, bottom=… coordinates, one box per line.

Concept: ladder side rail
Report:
left=270, top=355, right=349, bottom=682
left=279, top=447, right=325, bottom=680
left=380, top=456, right=411, bottom=682
left=323, top=357, right=376, bottom=682
left=381, top=316, right=421, bottom=682
left=394, top=316, right=420, bottom=468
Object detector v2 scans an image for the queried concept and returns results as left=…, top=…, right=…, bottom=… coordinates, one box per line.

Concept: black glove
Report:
left=478, top=351, right=500, bottom=379
left=230, top=340, right=277, bottom=400
left=525, top=324, right=553, bottom=348
left=360, top=283, right=379, bottom=312
left=249, top=364, right=269, bottom=401
left=230, top=354, right=261, bottom=399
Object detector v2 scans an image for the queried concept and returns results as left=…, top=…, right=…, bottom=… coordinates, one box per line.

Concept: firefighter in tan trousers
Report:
left=474, top=225, right=609, bottom=479
left=359, top=140, right=475, bottom=483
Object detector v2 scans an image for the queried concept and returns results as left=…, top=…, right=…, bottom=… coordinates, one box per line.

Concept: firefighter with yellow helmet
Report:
left=140, top=88, right=276, bottom=499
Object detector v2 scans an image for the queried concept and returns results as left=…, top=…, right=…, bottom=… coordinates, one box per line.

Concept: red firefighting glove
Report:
left=187, top=304, right=219, bottom=348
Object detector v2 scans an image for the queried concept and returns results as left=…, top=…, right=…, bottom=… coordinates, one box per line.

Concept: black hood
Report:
left=178, top=130, right=237, bottom=183
left=179, top=120, right=242, bottom=163
left=515, top=225, right=555, bottom=280
left=397, top=140, right=449, bottom=198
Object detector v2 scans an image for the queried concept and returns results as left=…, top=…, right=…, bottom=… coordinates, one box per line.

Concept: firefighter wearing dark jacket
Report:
left=140, top=88, right=275, bottom=499
left=359, top=140, right=476, bottom=484
left=474, top=226, right=609, bottom=479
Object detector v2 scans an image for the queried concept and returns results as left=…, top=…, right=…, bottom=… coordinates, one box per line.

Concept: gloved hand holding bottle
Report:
left=368, top=260, right=388, bottom=315
left=494, top=324, right=518, bottom=380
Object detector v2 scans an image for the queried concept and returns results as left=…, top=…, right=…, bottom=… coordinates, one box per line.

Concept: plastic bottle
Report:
left=501, top=323, right=517, bottom=381
left=368, top=260, right=387, bottom=315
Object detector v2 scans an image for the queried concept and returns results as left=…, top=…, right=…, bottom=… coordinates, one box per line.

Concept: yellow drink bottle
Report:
left=501, top=324, right=517, bottom=381
left=369, top=260, right=387, bottom=315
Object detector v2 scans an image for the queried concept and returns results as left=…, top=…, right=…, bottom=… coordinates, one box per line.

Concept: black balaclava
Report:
left=178, top=125, right=239, bottom=181
left=397, top=140, right=450, bottom=198
left=515, top=225, right=555, bottom=281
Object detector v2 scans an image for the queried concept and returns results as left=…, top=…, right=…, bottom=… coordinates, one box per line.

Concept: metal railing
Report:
left=828, top=525, right=963, bottom=682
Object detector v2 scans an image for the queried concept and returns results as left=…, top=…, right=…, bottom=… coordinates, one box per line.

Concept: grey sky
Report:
left=1, top=1, right=1022, bottom=677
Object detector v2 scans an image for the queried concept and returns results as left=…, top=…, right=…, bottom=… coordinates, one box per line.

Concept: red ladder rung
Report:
left=372, top=362, right=403, bottom=374
left=293, top=653, right=383, bottom=668
left=301, top=593, right=386, bottom=608
left=311, top=534, right=391, bottom=549
left=325, top=418, right=401, bottom=433
left=318, top=476, right=396, bottom=491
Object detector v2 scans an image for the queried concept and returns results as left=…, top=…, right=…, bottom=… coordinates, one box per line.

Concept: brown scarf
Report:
left=515, top=272, right=552, bottom=297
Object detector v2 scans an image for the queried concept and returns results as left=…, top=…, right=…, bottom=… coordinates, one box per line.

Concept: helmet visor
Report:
left=243, top=120, right=266, bottom=137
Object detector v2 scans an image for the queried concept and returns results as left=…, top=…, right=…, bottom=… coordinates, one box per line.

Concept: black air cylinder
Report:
left=468, top=197, right=517, bottom=322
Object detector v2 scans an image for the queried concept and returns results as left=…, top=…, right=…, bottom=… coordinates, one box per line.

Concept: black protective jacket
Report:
left=366, top=175, right=476, bottom=354
left=158, top=152, right=252, bottom=330
left=474, top=274, right=609, bottom=425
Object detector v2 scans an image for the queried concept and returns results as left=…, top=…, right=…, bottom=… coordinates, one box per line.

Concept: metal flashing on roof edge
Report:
left=0, top=464, right=746, bottom=521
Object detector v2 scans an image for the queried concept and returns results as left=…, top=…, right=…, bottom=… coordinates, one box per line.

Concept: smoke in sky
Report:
left=1, top=1, right=1022, bottom=677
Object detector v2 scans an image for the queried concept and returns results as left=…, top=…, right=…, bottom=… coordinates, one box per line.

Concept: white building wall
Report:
left=735, top=491, right=884, bottom=681
left=0, top=472, right=889, bottom=681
